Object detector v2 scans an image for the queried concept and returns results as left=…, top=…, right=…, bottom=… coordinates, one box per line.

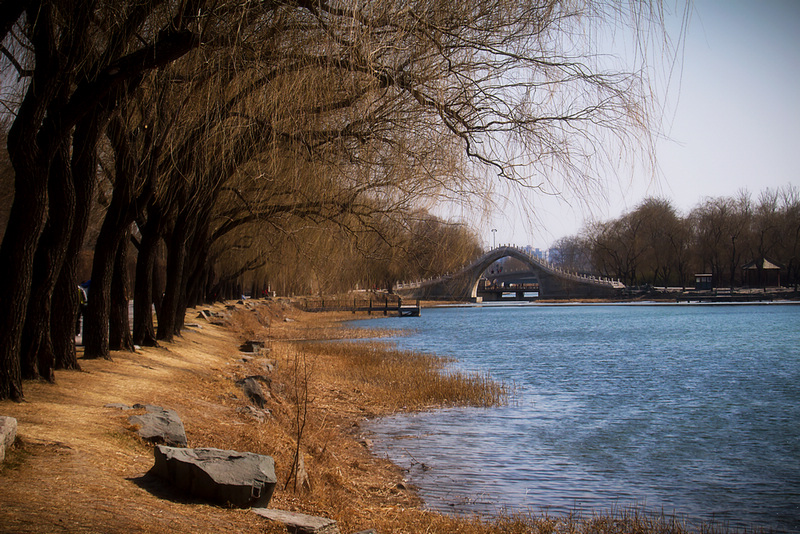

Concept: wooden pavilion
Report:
left=742, top=258, right=783, bottom=288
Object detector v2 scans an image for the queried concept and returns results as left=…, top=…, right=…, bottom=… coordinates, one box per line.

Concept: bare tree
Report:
left=0, top=0, right=677, bottom=400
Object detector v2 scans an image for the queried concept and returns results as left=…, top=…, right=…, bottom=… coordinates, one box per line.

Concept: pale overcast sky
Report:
left=485, top=0, right=800, bottom=250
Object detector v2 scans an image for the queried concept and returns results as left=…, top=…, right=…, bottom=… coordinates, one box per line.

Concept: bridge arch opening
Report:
left=465, top=247, right=551, bottom=300
left=479, top=257, right=540, bottom=300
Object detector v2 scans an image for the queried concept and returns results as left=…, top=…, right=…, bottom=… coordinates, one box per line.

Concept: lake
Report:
left=352, top=303, right=800, bottom=532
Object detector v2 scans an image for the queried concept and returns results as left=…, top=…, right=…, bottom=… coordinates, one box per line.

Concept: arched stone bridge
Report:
left=395, top=245, right=625, bottom=300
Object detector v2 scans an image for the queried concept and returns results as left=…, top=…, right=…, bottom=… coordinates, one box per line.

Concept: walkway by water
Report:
left=354, top=303, right=800, bottom=533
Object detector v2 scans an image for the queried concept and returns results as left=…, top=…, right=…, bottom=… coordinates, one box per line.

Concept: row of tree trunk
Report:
left=0, top=2, right=209, bottom=401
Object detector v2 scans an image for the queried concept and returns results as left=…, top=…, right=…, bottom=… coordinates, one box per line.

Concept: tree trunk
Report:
left=177, top=216, right=211, bottom=332
left=82, top=218, right=118, bottom=359
left=0, top=3, right=62, bottom=401
left=0, top=170, right=48, bottom=399
left=109, top=231, right=134, bottom=351
left=157, top=212, right=190, bottom=342
left=52, top=257, right=81, bottom=371
left=20, top=138, right=75, bottom=382
left=52, top=111, right=102, bottom=371
left=83, top=195, right=139, bottom=359
left=133, top=202, right=162, bottom=347
left=83, top=112, right=155, bottom=358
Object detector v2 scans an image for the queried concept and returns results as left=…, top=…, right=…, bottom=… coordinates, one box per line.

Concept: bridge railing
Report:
left=506, top=245, right=624, bottom=288
left=395, top=245, right=624, bottom=290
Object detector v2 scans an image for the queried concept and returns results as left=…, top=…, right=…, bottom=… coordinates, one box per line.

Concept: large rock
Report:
left=128, top=404, right=187, bottom=447
left=0, top=416, right=18, bottom=463
left=152, top=445, right=277, bottom=508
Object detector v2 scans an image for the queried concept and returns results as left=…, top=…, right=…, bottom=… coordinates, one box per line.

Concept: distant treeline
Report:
left=548, top=186, right=800, bottom=289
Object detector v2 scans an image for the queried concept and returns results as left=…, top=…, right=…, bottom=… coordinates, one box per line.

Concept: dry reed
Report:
left=300, top=340, right=509, bottom=411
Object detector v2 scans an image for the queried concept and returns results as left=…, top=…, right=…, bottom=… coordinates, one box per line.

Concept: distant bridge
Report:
left=395, top=245, right=625, bottom=301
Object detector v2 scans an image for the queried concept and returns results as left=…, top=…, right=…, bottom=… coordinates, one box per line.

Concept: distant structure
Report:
left=522, top=245, right=548, bottom=262
left=396, top=245, right=624, bottom=301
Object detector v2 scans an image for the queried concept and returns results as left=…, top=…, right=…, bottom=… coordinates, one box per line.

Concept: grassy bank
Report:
left=0, top=300, right=763, bottom=533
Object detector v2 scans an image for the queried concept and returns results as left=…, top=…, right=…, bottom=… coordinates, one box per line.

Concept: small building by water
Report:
left=694, top=273, right=713, bottom=290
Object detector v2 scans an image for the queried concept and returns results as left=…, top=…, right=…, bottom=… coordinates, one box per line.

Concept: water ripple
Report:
left=359, top=304, right=800, bottom=533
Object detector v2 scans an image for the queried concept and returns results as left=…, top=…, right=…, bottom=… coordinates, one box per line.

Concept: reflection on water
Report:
left=356, top=304, right=800, bottom=532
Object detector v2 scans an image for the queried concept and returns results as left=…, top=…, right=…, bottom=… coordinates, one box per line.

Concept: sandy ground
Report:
left=0, top=300, right=440, bottom=534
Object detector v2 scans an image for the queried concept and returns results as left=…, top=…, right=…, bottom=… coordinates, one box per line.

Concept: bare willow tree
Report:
left=1, top=0, right=676, bottom=400
left=0, top=0, right=208, bottom=398
left=192, top=0, right=670, bottom=292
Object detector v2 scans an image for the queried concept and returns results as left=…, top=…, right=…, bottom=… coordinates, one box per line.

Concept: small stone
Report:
left=0, top=416, right=18, bottom=463
left=252, top=508, right=340, bottom=534
left=236, top=406, right=270, bottom=422
left=105, top=403, right=133, bottom=410
left=235, top=376, right=271, bottom=408
left=258, top=360, right=274, bottom=372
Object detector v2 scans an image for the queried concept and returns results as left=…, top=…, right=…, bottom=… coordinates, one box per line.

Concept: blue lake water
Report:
left=352, top=303, right=800, bottom=532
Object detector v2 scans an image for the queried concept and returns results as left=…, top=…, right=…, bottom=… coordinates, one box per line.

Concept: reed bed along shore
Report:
left=299, top=340, right=510, bottom=411
left=0, top=299, right=768, bottom=533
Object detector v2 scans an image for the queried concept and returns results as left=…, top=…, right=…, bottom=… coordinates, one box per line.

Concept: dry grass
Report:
left=300, top=340, right=508, bottom=411
left=0, top=299, right=761, bottom=534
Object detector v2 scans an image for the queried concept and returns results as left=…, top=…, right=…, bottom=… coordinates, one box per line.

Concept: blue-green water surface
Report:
left=353, top=303, right=800, bottom=532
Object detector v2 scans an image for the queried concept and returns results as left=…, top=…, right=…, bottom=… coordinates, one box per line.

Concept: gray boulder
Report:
left=128, top=404, right=187, bottom=447
left=236, top=376, right=270, bottom=408
left=152, top=445, right=276, bottom=508
left=0, top=416, right=18, bottom=463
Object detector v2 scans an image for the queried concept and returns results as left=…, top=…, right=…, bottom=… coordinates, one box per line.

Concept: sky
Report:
left=483, top=0, right=800, bottom=250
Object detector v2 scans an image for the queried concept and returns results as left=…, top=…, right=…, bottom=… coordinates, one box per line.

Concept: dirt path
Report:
left=0, top=301, right=433, bottom=534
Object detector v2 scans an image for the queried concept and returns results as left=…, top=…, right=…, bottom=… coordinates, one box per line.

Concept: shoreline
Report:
left=0, top=299, right=762, bottom=533
left=0, top=299, right=512, bottom=533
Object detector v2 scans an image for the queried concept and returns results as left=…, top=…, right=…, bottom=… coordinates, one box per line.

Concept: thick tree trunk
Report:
left=82, top=218, right=119, bottom=359
left=0, top=171, right=48, bottom=399
left=52, top=112, right=101, bottom=370
left=83, top=114, right=152, bottom=358
left=109, top=234, right=134, bottom=351
left=133, top=202, right=162, bottom=347
left=52, top=257, right=81, bottom=371
left=0, top=3, right=61, bottom=401
left=20, top=139, right=75, bottom=382
left=157, top=213, right=190, bottom=342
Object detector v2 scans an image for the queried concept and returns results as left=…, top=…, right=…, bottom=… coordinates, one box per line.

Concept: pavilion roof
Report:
left=742, top=258, right=783, bottom=270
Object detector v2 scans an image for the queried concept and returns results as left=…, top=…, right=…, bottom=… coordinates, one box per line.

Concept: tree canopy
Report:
left=550, top=186, right=800, bottom=290
left=0, top=0, right=675, bottom=400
